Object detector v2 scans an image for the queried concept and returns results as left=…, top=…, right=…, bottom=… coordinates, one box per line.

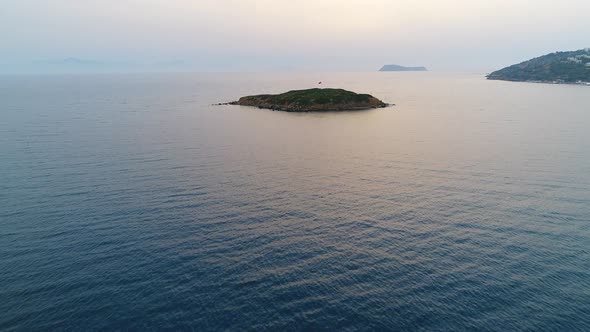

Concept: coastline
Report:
left=487, top=77, right=590, bottom=86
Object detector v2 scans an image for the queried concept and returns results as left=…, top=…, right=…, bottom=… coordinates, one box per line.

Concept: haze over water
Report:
left=1, top=72, right=589, bottom=330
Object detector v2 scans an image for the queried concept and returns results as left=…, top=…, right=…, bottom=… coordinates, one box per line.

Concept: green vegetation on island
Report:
left=229, top=88, right=389, bottom=112
left=487, top=48, right=590, bottom=84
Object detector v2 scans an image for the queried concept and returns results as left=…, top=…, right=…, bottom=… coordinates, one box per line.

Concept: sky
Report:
left=1, top=0, right=589, bottom=73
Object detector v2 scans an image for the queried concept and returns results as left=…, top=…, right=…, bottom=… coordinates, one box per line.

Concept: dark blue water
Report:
left=1, top=72, right=590, bottom=331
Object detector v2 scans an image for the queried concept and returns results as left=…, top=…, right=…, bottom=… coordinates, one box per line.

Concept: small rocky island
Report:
left=379, top=64, right=427, bottom=72
left=229, top=88, right=389, bottom=112
left=487, top=48, right=590, bottom=84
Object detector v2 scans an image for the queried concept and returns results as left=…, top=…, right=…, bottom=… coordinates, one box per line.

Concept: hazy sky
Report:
left=2, top=0, right=589, bottom=73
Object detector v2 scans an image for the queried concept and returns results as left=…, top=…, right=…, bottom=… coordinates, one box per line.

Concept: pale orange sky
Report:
left=2, top=0, right=589, bottom=72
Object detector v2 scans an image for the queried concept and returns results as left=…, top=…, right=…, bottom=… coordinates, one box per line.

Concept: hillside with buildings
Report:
left=487, top=49, right=590, bottom=84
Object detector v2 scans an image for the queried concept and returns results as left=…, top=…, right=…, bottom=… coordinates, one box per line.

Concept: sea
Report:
left=1, top=72, right=589, bottom=331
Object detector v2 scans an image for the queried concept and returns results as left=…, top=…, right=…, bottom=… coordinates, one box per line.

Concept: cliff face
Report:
left=231, top=88, right=388, bottom=112
left=487, top=49, right=590, bottom=83
left=379, top=65, right=427, bottom=72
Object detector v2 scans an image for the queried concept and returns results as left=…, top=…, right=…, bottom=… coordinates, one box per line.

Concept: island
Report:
left=487, top=48, right=590, bottom=84
left=379, top=64, right=427, bottom=72
left=228, top=88, right=389, bottom=112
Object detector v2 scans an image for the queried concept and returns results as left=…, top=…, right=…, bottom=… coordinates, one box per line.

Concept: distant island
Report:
left=487, top=48, right=590, bottom=84
left=228, top=88, right=389, bottom=112
left=379, top=64, right=427, bottom=72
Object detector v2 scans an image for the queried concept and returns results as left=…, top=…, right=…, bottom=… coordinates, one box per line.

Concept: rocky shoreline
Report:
left=487, top=78, right=590, bottom=86
left=222, top=88, right=390, bottom=112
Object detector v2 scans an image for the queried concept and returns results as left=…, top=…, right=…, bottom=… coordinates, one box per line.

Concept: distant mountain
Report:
left=38, top=58, right=106, bottom=66
left=28, top=58, right=191, bottom=73
left=379, top=65, right=427, bottom=72
left=487, top=49, right=590, bottom=84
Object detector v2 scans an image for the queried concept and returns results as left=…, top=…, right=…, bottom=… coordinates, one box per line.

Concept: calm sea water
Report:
left=1, top=72, right=590, bottom=331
